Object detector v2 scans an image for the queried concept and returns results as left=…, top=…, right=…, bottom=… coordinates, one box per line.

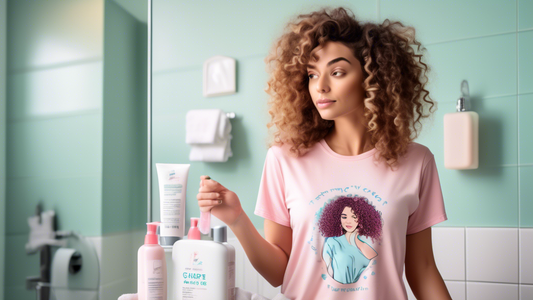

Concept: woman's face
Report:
left=341, top=206, right=359, bottom=233
left=306, top=41, right=366, bottom=121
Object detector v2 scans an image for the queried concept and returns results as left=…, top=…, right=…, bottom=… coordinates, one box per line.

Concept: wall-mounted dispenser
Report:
left=443, top=80, right=479, bottom=170
left=203, top=56, right=236, bottom=97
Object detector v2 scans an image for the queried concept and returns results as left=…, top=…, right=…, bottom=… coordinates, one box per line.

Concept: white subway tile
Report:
left=467, top=282, right=518, bottom=300
left=244, top=253, right=260, bottom=294
left=445, top=281, right=465, bottom=300
left=520, top=229, right=533, bottom=284
left=466, top=228, right=518, bottom=283
left=87, top=232, right=137, bottom=287
left=433, top=227, right=465, bottom=280
left=521, top=284, right=533, bottom=300
left=99, top=277, right=134, bottom=300
left=259, top=276, right=281, bottom=299
left=228, top=237, right=245, bottom=289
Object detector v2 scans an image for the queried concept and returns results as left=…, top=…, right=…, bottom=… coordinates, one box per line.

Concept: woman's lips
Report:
left=317, top=100, right=336, bottom=109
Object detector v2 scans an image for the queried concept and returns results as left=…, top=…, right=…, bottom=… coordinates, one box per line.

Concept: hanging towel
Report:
left=186, top=109, right=231, bottom=144
left=189, top=135, right=233, bottom=162
left=186, top=109, right=233, bottom=162
left=26, top=210, right=65, bottom=254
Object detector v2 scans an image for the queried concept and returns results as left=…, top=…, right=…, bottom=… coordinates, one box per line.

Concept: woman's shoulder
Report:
left=406, top=141, right=432, bottom=155
left=398, top=142, right=435, bottom=168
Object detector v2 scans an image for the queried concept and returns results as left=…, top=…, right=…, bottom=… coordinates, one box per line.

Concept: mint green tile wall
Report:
left=4, top=0, right=104, bottom=298
left=152, top=0, right=533, bottom=229
left=102, top=0, right=147, bottom=234
left=151, top=0, right=378, bottom=228
left=1, top=0, right=6, bottom=299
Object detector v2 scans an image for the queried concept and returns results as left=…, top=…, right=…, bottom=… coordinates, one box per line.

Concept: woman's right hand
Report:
left=197, top=175, right=244, bottom=227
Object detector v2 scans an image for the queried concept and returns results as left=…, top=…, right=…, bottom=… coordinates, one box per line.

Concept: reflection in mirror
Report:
left=151, top=1, right=531, bottom=300
left=3, top=0, right=148, bottom=299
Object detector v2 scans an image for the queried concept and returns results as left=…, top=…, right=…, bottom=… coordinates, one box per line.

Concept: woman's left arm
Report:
left=405, top=227, right=452, bottom=300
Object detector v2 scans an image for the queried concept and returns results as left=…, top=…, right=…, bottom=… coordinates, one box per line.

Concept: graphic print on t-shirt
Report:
left=316, top=195, right=383, bottom=285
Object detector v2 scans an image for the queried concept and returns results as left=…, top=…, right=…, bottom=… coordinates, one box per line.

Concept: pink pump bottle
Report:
left=138, top=223, right=167, bottom=300
left=188, top=217, right=201, bottom=240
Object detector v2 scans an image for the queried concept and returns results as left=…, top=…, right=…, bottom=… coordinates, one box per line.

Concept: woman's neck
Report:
left=325, top=121, right=373, bottom=156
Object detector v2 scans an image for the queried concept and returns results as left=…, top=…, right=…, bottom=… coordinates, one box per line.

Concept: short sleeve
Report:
left=406, top=152, right=448, bottom=235
left=254, top=148, right=291, bottom=227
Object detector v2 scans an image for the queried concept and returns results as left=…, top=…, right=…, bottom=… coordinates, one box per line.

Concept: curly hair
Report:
left=264, top=7, right=436, bottom=170
left=318, top=196, right=383, bottom=243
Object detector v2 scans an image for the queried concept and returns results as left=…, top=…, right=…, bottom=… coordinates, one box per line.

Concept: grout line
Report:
left=6, top=174, right=103, bottom=181
left=7, top=57, right=103, bottom=75
left=7, top=109, right=102, bottom=124
left=425, top=31, right=516, bottom=46
left=464, top=227, right=467, bottom=299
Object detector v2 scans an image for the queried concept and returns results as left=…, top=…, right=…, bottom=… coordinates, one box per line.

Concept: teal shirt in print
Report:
left=323, top=235, right=372, bottom=284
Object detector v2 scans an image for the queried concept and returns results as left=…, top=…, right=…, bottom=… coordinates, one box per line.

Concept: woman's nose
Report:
left=316, top=76, right=330, bottom=93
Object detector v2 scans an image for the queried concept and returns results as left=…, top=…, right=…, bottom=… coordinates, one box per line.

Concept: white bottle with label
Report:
left=173, top=226, right=235, bottom=300
left=138, top=223, right=167, bottom=300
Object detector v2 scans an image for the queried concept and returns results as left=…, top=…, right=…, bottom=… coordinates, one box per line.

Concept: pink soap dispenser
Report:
left=138, top=223, right=167, bottom=300
left=443, top=80, right=479, bottom=169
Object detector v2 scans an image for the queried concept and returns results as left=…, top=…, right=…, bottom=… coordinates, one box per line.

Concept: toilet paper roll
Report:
left=51, top=248, right=77, bottom=289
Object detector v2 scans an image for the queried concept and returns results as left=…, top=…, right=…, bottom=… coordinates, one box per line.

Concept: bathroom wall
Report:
left=152, top=0, right=533, bottom=299
left=3, top=0, right=147, bottom=299
left=1, top=0, right=6, bottom=299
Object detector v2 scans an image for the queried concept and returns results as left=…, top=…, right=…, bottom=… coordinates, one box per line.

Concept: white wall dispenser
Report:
left=443, top=80, right=479, bottom=169
left=203, top=56, right=236, bottom=97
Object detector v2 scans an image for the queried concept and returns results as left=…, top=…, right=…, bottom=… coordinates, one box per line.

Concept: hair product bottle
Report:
left=173, top=226, right=235, bottom=300
left=138, top=223, right=167, bottom=300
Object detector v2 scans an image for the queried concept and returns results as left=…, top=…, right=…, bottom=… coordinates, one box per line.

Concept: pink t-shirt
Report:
left=254, top=139, right=447, bottom=300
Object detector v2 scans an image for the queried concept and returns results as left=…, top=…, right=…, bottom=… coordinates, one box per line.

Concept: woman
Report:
left=319, top=196, right=381, bottom=284
left=197, top=7, right=452, bottom=300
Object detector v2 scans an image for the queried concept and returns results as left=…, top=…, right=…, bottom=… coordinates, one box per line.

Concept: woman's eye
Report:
left=333, top=71, right=343, bottom=76
left=341, top=216, right=347, bottom=219
left=308, top=74, right=316, bottom=79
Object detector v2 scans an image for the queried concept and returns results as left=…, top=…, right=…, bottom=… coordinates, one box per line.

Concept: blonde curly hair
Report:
left=264, top=7, right=436, bottom=170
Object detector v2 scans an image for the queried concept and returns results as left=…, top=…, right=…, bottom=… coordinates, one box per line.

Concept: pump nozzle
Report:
left=144, top=223, right=159, bottom=245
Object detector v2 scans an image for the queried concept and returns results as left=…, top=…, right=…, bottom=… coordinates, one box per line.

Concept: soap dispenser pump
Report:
left=443, top=80, right=479, bottom=169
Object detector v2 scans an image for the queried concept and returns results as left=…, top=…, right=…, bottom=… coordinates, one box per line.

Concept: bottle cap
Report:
left=212, top=226, right=227, bottom=243
left=144, top=223, right=158, bottom=245
left=190, top=218, right=199, bottom=227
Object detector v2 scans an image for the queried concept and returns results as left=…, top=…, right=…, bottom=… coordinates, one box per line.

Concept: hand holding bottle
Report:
left=197, top=176, right=244, bottom=227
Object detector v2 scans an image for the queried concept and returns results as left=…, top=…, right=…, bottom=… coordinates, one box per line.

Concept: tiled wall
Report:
left=152, top=0, right=532, bottom=299
left=1, top=0, right=6, bottom=299
left=3, top=0, right=147, bottom=299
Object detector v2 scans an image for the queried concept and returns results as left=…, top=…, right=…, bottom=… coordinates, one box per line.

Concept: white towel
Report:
left=26, top=210, right=66, bottom=254
left=189, top=135, right=233, bottom=162
left=186, top=109, right=232, bottom=144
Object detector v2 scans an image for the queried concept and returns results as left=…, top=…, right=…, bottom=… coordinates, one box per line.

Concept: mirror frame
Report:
left=147, top=0, right=152, bottom=222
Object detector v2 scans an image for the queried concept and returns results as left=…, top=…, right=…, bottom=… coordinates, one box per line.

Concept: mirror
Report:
left=2, top=0, right=148, bottom=299
left=150, top=1, right=529, bottom=300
